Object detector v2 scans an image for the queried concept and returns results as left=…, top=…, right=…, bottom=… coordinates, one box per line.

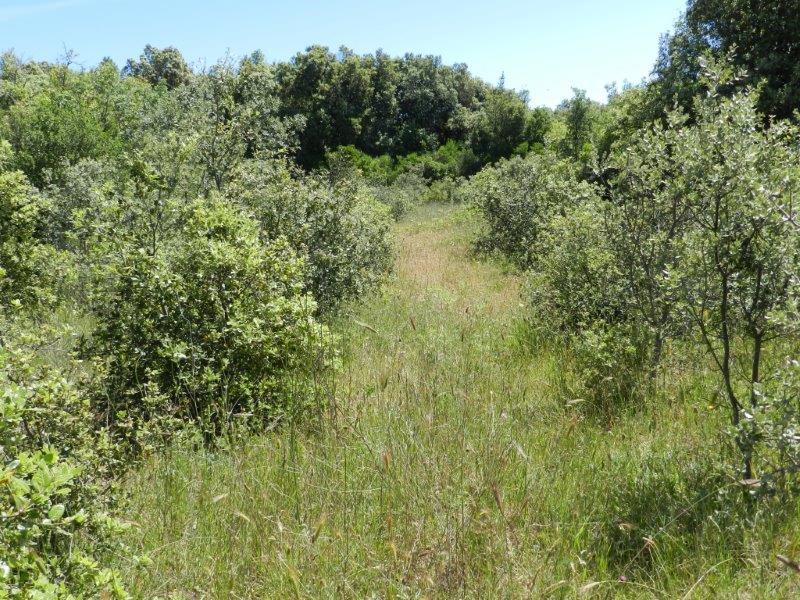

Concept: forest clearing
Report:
left=2, top=0, right=800, bottom=597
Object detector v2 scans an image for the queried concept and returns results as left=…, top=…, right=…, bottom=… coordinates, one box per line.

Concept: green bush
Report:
left=3, top=65, right=126, bottom=186
left=228, top=160, right=393, bottom=312
left=525, top=201, right=648, bottom=409
left=466, top=152, right=595, bottom=267
left=393, top=140, right=479, bottom=181
left=90, top=195, right=332, bottom=444
left=0, top=321, right=127, bottom=598
left=525, top=201, right=627, bottom=334
left=0, top=146, right=58, bottom=307
left=423, top=176, right=465, bottom=204
left=369, top=169, right=428, bottom=219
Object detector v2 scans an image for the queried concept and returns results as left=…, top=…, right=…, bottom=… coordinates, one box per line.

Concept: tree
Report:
left=123, top=45, right=192, bottom=89
left=655, top=0, right=800, bottom=119
left=468, top=88, right=529, bottom=163
left=676, top=66, right=800, bottom=478
left=559, top=89, right=597, bottom=161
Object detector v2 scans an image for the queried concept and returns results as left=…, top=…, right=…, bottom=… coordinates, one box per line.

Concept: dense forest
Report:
left=2, top=0, right=800, bottom=597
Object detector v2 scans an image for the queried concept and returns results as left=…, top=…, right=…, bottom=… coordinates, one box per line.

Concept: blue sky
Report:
left=0, top=0, right=687, bottom=107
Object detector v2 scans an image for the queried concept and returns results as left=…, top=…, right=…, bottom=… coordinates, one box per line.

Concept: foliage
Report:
left=657, top=0, right=800, bottom=120
left=123, top=44, right=192, bottom=90
left=466, top=88, right=533, bottom=164
left=525, top=201, right=628, bottom=335
left=607, top=108, right=694, bottom=372
left=558, top=89, right=599, bottom=164
left=479, top=58, right=800, bottom=468
left=0, top=146, right=58, bottom=306
left=423, top=176, right=465, bottom=204
left=524, top=201, right=648, bottom=409
left=89, top=196, right=332, bottom=444
left=0, top=320, right=127, bottom=598
left=673, top=66, right=800, bottom=477
left=227, top=160, right=393, bottom=312
left=467, top=152, right=595, bottom=267
left=2, top=61, right=133, bottom=186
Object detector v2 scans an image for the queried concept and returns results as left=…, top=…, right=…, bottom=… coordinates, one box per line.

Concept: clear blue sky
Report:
left=0, top=0, right=687, bottom=107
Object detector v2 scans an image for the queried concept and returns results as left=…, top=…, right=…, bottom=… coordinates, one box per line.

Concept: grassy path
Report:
left=121, top=204, right=781, bottom=598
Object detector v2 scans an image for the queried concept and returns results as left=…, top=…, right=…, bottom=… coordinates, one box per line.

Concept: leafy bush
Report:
left=3, top=64, right=127, bottom=186
left=41, top=158, right=120, bottom=253
left=393, top=140, right=479, bottom=181
left=369, top=169, right=429, bottom=219
left=467, top=152, right=595, bottom=267
left=739, top=358, right=800, bottom=494
left=669, top=65, right=800, bottom=479
left=228, top=160, right=393, bottom=311
left=525, top=201, right=648, bottom=409
left=90, top=195, right=332, bottom=444
left=0, top=145, right=58, bottom=306
left=525, top=201, right=627, bottom=333
left=0, top=321, right=127, bottom=597
left=423, top=176, right=465, bottom=204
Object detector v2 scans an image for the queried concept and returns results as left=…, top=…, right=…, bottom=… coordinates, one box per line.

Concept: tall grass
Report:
left=120, top=204, right=800, bottom=598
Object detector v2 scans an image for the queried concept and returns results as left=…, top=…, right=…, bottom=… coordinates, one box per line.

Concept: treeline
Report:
left=0, top=43, right=549, bottom=188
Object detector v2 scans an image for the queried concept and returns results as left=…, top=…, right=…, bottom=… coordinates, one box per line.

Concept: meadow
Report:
left=2, top=2, right=800, bottom=596
left=119, top=205, right=800, bottom=598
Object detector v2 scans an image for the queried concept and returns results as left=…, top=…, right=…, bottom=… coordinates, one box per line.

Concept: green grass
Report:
left=119, top=204, right=800, bottom=598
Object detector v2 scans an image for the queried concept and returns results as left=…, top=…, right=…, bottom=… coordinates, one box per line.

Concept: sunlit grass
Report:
left=120, top=203, right=800, bottom=598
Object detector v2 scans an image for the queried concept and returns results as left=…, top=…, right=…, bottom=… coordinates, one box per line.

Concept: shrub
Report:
left=227, top=160, right=393, bottom=311
left=393, top=140, right=479, bottom=180
left=42, top=158, right=120, bottom=252
left=3, top=66, right=125, bottom=186
left=0, top=320, right=127, bottom=597
left=568, top=322, right=651, bottom=413
left=525, top=201, right=649, bottom=409
left=0, top=145, right=58, bottom=307
left=423, top=176, right=465, bottom=204
left=467, top=152, right=595, bottom=267
left=525, top=201, right=627, bottom=334
left=369, top=169, right=428, bottom=219
left=739, top=359, right=800, bottom=494
left=90, top=195, right=332, bottom=444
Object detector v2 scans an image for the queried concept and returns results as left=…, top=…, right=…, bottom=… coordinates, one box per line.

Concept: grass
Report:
left=119, top=203, right=800, bottom=598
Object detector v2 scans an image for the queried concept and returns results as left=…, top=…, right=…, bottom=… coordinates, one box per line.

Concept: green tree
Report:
left=468, top=88, right=530, bottom=163
left=123, top=44, right=192, bottom=89
left=655, top=0, right=800, bottom=119
left=559, top=89, right=597, bottom=161
left=675, top=66, right=800, bottom=478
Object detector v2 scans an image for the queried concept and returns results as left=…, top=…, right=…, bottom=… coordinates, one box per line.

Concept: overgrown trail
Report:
left=123, top=204, right=734, bottom=598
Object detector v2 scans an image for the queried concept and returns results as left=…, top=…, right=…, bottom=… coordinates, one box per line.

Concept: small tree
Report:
left=611, top=109, right=694, bottom=375
left=676, top=64, right=800, bottom=479
left=560, top=88, right=596, bottom=162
